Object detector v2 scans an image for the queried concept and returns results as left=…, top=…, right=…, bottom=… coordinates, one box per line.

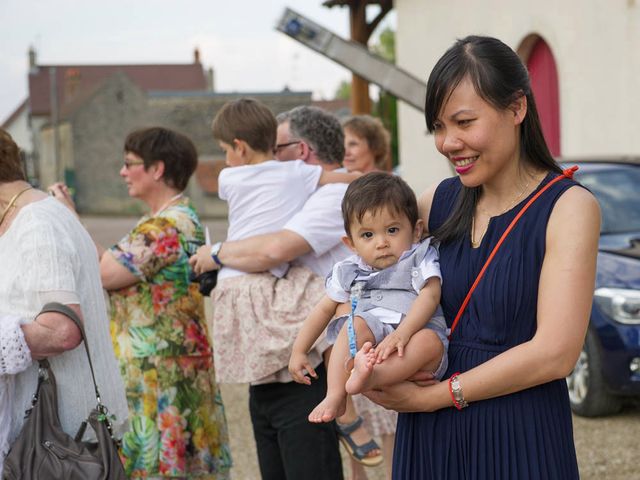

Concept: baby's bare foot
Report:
left=308, top=395, right=346, bottom=423
left=345, top=342, right=376, bottom=395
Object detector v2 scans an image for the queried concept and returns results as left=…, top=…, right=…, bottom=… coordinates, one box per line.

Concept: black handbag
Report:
left=2, top=303, right=126, bottom=480
left=191, top=269, right=218, bottom=296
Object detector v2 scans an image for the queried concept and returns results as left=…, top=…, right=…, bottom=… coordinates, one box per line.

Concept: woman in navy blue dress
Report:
left=364, top=36, right=600, bottom=479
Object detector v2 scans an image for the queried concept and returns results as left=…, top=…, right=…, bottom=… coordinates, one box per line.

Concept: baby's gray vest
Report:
left=338, top=240, right=439, bottom=317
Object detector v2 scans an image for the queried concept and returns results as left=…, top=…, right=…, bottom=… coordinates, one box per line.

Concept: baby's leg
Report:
left=346, top=328, right=444, bottom=394
left=308, top=316, right=375, bottom=423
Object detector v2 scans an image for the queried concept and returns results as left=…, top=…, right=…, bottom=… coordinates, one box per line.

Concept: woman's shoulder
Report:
left=548, top=180, right=600, bottom=229
left=18, top=197, right=80, bottom=237
left=536, top=169, right=593, bottom=213
left=19, top=196, right=63, bottom=221
left=150, top=198, right=202, bottom=238
left=419, top=176, right=461, bottom=233
left=420, top=176, right=461, bottom=206
left=434, top=176, right=462, bottom=200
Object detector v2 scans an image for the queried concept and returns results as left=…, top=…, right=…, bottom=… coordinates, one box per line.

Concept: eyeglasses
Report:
left=274, top=140, right=301, bottom=152
left=123, top=159, right=145, bottom=169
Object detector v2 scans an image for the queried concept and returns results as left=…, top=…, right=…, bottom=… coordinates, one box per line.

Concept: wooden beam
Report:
left=349, top=1, right=370, bottom=113
left=323, top=0, right=392, bottom=115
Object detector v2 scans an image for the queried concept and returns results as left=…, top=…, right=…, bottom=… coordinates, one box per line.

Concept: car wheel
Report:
left=567, top=329, right=622, bottom=417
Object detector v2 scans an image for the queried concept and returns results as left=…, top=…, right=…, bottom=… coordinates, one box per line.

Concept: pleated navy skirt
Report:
left=393, top=342, right=579, bottom=479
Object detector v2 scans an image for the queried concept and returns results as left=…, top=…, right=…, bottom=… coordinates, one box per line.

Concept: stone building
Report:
left=3, top=49, right=311, bottom=216
left=40, top=72, right=310, bottom=215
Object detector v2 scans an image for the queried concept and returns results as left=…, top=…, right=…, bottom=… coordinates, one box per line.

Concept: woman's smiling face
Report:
left=432, top=77, right=525, bottom=187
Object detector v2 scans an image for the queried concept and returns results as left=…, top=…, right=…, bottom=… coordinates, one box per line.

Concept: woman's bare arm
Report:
left=100, top=251, right=140, bottom=291
left=21, top=304, right=83, bottom=360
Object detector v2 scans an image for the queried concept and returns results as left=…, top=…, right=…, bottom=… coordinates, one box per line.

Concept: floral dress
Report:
left=108, top=198, right=232, bottom=478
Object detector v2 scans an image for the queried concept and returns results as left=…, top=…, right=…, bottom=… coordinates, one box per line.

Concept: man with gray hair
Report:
left=193, top=105, right=349, bottom=479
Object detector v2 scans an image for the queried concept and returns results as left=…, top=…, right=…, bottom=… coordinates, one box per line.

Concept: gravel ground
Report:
left=85, top=215, right=640, bottom=480
left=220, top=383, right=640, bottom=480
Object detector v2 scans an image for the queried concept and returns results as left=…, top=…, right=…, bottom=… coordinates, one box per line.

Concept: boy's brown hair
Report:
left=211, top=98, right=277, bottom=154
left=342, top=172, right=419, bottom=237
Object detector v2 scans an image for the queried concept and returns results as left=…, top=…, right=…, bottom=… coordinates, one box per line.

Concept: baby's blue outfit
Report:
left=325, top=238, right=449, bottom=380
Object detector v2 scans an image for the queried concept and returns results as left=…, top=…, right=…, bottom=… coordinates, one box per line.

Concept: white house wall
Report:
left=395, top=0, right=640, bottom=195
left=3, top=107, right=30, bottom=153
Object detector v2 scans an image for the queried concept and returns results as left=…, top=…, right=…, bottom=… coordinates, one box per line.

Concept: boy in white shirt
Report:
left=191, top=98, right=357, bottom=385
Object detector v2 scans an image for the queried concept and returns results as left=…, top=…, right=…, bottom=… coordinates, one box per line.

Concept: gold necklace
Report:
left=0, top=185, right=33, bottom=228
left=151, top=192, right=183, bottom=217
left=470, top=179, right=531, bottom=248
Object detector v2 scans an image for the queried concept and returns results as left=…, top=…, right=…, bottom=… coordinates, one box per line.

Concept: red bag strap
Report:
left=448, top=166, right=578, bottom=339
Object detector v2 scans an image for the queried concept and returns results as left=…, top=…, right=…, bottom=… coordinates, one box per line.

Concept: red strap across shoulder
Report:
left=448, top=166, right=578, bottom=339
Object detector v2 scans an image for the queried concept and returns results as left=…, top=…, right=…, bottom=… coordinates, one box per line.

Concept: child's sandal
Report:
left=335, top=415, right=384, bottom=467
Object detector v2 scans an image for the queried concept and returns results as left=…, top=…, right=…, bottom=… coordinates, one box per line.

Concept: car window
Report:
left=576, top=167, right=640, bottom=234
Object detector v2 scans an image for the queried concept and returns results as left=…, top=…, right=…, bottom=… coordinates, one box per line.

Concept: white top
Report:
left=283, top=172, right=352, bottom=277
left=325, top=241, right=442, bottom=325
left=218, top=159, right=322, bottom=280
left=0, top=197, right=128, bottom=470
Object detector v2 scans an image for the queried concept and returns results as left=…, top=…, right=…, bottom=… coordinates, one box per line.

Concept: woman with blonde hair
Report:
left=343, top=115, right=392, bottom=173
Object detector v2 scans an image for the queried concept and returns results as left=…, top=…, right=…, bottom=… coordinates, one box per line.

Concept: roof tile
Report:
left=29, top=63, right=207, bottom=116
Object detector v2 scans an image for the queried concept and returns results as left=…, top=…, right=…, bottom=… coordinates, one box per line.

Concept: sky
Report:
left=0, top=0, right=396, bottom=123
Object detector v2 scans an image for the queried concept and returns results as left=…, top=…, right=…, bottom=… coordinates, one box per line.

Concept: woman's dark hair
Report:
left=342, top=172, right=418, bottom=238
left=124, top=127, right=197, bottom=191
left=0, top=129, right=27, bottom=183
left=425, top=35, right=561, bottom=243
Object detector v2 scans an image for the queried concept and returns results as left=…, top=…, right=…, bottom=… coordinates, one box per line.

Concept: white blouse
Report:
left=0, top=197, right=128, bottom=468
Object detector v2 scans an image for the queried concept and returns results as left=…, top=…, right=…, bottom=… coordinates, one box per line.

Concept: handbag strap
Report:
left=38, top=302, right=103, bottom=406
left=448, top=166, right=578, bottom=339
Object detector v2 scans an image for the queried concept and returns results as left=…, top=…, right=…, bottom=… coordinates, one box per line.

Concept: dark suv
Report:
left=564, top=159, right=640, bottom=416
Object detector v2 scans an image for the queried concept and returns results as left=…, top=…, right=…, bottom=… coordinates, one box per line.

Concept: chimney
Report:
left=194, top=47, right=201, bottom=64
left=28, top=46, right=37, bottom=69
left=207, top=67, right=215, bottom=91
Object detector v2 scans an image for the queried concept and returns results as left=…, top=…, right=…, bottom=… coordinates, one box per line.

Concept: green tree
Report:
left=371, top=27, right=398, bottom=169
left=334, top=79, right=352, bottom=100
left=372, top=27, right=395, bottom=62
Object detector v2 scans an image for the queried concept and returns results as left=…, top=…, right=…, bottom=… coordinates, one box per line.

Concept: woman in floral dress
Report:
left=50, top=127, right=231, bottom=479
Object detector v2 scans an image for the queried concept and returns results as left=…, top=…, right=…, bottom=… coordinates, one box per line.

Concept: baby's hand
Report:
left=374, top=331, right=407, bottom=363
left=288, top=350, right=317, bottom=385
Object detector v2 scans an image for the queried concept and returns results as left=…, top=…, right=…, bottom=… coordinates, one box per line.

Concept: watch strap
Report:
left=210, top=242, right=223, bottom=267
